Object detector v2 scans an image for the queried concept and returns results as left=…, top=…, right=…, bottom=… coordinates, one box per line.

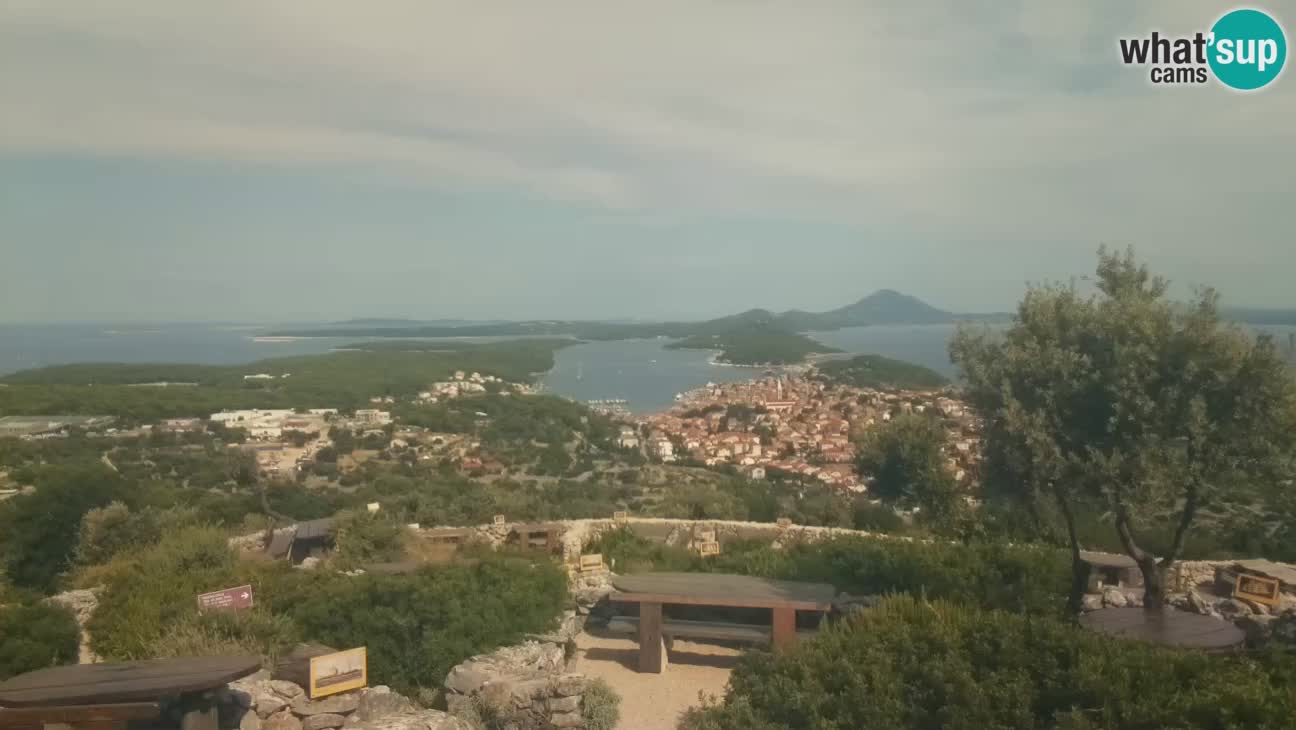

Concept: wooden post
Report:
left=638, top=602, right=665, bottom=673
left=772, top=607, right=797, bottom=649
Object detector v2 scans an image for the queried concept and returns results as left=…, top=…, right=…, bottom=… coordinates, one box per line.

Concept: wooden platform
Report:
left=1079, top=608, right=1244, bottom=651
left=0, top=656, right=262, bottom=707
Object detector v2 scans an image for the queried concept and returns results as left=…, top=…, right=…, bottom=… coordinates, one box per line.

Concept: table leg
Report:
left=772, top=607, right=796, bottom=649
left=638, top=601, right=665, bottom=673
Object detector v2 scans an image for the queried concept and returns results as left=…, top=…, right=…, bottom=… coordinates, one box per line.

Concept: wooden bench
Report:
left=605, top=616, right=816, bottom=646
left=0, top=702, right=159, bottom=730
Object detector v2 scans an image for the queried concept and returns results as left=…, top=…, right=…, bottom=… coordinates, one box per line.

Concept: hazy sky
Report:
left=2, top=1, right=1294, bottom=323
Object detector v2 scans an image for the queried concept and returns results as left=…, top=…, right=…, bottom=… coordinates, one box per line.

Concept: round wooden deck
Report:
left=1079, top=608, right=1245, bottom=651
left=0, top=655, right=262, bottom=708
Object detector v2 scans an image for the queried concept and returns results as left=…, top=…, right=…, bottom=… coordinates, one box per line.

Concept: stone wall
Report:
left=441, top=616, right=609, bottom=730
left=221, top=675, right=466, bottom=730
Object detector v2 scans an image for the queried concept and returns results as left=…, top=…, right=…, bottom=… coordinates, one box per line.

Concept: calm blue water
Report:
left=3, top=323, right=1293, bottom=415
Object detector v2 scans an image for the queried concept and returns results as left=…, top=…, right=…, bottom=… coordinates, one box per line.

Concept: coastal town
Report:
left=632, top=374, right=982, bottom=492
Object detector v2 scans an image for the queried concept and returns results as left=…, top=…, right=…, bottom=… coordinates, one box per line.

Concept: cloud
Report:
left=2, top=1, right=1294, bottom=256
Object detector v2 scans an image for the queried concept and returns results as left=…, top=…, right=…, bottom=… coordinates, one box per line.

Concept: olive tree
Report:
left=951, top=248, right=1296, bottom=610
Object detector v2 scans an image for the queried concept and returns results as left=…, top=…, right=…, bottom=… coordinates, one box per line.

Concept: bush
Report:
left=0, top=466, right=126, bottom=592
left=0, top=601, right=80, bottom=680
left=332, top=510, right=409, bottom=567
left=262, top=558, right=568, bottom=695
left=589, top=530, right=1070, bottom=617
left=146, top=609, right=298, bottom=665
left=87, top=527, right=255, bottom=659
left=581, top=678, right=620, bottom=730
left=681, top=596, right=1296, bottom=730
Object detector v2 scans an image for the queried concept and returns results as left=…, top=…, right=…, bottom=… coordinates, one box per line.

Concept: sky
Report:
left=2, top=1, right=1294, bottom=323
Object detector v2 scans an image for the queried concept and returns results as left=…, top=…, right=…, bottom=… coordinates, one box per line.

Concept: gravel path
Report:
left=572, top=632, right=740, bottom=730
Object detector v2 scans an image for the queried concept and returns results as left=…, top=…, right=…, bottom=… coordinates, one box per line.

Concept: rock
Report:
left=256, top=695, right=290, bottom=719
left=504, top=679, right=550, bottom=707
left=553, top=675, right=586, bottom=698
left=353, top=687, right=414, bottom=723
left=264, top=711, right=304, bottom=730
left=1238, top=614, right=1276, bottom=642
left=346, top=711, right=466, bottom=730
left=291, top=693, right=360, bottom=717
left=302, top=714, right=347, bottom=730
left=1185, top=589, right=1216, bottom=616
left=550, top=710, right=583, bottom=728
left=528, top=611, right=586, bottom=644
left=444, top=664, right=494, bottom=695
left=241, top=710, right=263, bottom=730
left=1101, top=587, right=1127, bottom=608
left=226, top=689, right=254, bottom=709
left=1081, top=594, right=1104, bottom=612
left=547, top=695, right=581, bottom=713
left=270, top=681, right=306, bottom=699
left=1217, top=598, right=1252, bottom=619
left=1122, top=590, right=1144, bottom=608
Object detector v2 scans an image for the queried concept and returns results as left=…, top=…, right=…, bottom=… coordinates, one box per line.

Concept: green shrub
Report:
left=145, top=609, right=298, bottom=665
left=87, top=526, right=256, bottom=659
left=332, top=510, right=409, bottom=567
left=581, top=678, right=620, bottom=730
left=0, top=601, right=80, bottom=680
left=680, top=596, right=1296, bottom=730
left=589, top=530, right=1070, bottom=617
left=262, top=558, right=568, bottom=694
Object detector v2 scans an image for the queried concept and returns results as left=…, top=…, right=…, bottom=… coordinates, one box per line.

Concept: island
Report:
left=812, top=353, right=949, bottom=390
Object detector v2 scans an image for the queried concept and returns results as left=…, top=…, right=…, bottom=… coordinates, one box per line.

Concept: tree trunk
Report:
left=1052, top=489, right=1086, bottom=617
left=1136, top=556, right=1167, bottom=611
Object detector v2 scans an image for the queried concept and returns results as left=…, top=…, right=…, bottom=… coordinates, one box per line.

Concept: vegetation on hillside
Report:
left=0, top=339, right=569, bottom=421
left=666, top=324, right=840, bottom=365
left=85, top=528, right=567, bottom=695
left=813, top=353, right=948, bottom=390
left=0, top=599, right=80, bottom=681
left=855, top=414, right=963, bottom=530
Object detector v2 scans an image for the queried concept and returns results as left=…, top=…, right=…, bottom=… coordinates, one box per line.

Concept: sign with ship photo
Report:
left=1234, top=574, right=1281, bottom=608
left=309, top=647, right=368, bottom=699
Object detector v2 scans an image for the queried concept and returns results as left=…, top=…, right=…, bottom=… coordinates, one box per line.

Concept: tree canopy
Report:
left=951, top=247, right=1296, bottom=608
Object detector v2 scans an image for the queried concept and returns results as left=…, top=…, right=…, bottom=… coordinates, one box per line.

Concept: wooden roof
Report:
left=294, top=518, right=335, bottom=541
left=0, top=656, right=262, bottom=708
left=1232, top=559, right=1296, bottom=588
left=611, top=572, right=836, bottom=611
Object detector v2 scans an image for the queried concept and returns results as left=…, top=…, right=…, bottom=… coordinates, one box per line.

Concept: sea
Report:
left=2, top=322, right=1293, bottom=415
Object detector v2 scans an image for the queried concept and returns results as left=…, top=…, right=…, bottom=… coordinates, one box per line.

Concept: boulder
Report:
left=550, top=711, right=583, bottom=728
left=257, top=695, right=290, bottom=719
left=298, top=557, right=322, bottom=570
left=1238, top=614, right=1276, bottom=643
left=1081, top=594, right=1104, bottom=612
left=1185, top=590, right=1217, bottom=617
left=353, top=687, right=415, bottom=723
left=1101, top=587, right=1127, bottom=608
left=1217, top=598, right=1252, bottom=619
left=270, top=681, right=306, bottom=699
left=443, top=665, right=494, bottom=695
left=291, top=693, right=360, bottom=717
left=241, top=710, right=263, bottom=730
left=264, top=711, right=304, bottom=730
left=346, top=711, right=467, bottom=730
left=302, top=714, right=347, bottom=730
left=547, top=695, right=581, bottom=713
left=553, top=675, right=586, bottom=698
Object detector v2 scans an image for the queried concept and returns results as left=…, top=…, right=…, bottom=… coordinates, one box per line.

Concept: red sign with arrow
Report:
left=197, top=584, right=254, bottom=612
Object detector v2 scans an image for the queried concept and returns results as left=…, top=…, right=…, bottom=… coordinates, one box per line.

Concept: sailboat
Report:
left=576, top=362, right=584, bottom=381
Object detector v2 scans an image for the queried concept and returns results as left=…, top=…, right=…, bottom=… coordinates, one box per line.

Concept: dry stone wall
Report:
left=220, top=675, right=466, bottom=730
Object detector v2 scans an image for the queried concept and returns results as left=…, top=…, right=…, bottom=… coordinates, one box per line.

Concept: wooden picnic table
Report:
left=0, top=656, right=262, bottom=730
left=610, top=572, right=835, bottom=673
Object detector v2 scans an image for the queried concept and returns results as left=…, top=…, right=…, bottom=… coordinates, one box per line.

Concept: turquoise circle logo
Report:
left=1208, top=9, right=1287, bottom=90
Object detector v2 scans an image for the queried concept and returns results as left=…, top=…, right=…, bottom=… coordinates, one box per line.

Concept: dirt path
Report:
left=572, top=632, right=739, bottom=730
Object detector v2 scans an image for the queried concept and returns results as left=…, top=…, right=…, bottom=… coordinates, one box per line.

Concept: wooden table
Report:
left=610, top=572, right=836, bottom=673
left=0, top=656, right=262, bottom=730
